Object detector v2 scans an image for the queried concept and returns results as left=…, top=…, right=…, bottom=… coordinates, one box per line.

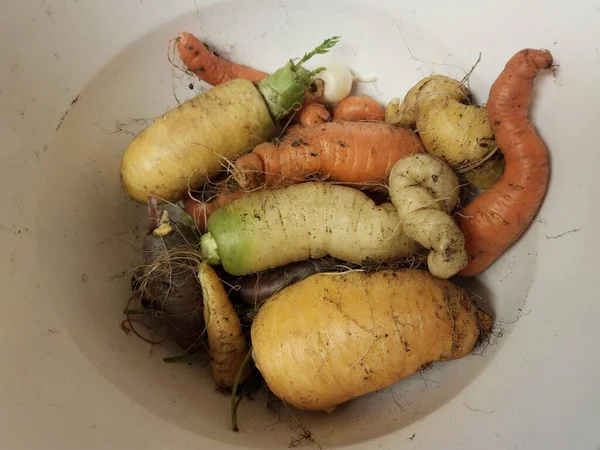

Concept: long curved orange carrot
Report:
left=184, top=191, right=247, bottom=231
left=233, top=122, right=424, bottom=190
left=177, top=32, right=268, bottom=86
left=332, top=96, right=385, bottom=122
left=457, top=49, right=553, bottom=276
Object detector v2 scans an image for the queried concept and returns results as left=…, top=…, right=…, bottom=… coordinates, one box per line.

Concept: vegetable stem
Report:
left=163, top=353, right=193, bottom=363
left=200, top=232, right=221, bottom=264
left=293, top=36, right=340, bottom=69
left=257, top=36, right=340, bottom=121
left=231, top=346, right=254, bottom=432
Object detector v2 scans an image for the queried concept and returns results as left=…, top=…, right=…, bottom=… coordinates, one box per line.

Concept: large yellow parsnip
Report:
left=200, top=182, right=418, bottom=275
left=121, top=79, right=275, bottom=203
left=251, top=269, right=491, bottom=411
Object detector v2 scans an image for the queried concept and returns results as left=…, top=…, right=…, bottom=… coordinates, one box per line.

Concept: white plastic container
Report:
left=2, top=1, right=599, bottom=449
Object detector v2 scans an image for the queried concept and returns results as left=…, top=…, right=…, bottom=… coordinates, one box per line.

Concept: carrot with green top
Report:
left=177, top=32, right=268, bottom=85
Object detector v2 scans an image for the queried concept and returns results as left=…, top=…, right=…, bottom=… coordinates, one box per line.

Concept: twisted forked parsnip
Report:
left=389, top=154, right=467, bottom=278
left=386, top=75, right=499, bottom=178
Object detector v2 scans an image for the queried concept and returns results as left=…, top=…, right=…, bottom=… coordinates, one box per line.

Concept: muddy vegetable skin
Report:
left=201, top=182, right=418, bottom=275
left=137, top=223, right=205, bottom=352
left=252, top=269, right=492, bottom=411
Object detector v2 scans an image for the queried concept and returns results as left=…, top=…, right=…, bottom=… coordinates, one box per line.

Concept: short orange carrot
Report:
left=184, top=190, right=247, bottom=231
left=332, top=96, right=385, bottom=122
left=297, top=103, right=331, bottom=126
left=233, top=122, right=424, bottom=190
left=177, top=32, right=268, bottom=86
left=457, top=49, right=553, bottom=276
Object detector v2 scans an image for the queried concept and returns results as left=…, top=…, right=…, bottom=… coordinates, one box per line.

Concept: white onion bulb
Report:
left=317, top=62, right=354, bottom=104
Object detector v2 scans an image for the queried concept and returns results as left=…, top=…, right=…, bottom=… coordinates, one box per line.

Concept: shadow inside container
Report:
left=451, top=275, right=496, bottom=320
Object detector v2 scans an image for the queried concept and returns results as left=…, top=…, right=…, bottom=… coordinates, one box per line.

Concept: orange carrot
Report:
left=177, top=32, right=268, bottom=86
left=178, top=32, right=325, bottom=123
left=184, top=191, right=247, bottom=231
left=289, top=79, right=325, bottom=123
left=298, top=103, right=331, bottom=126
left=233, top=122, right=424, bottom=190
left=457, top=49, right=553, bottom=277
left=333, top=96, right=385, bottom=122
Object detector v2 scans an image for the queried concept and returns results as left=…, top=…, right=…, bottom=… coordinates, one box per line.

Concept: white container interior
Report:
left=2, top=1, right=599, bottom=449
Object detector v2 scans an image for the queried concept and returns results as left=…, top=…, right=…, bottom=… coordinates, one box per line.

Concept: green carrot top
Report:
left=257, top=36, right=340, bottom=121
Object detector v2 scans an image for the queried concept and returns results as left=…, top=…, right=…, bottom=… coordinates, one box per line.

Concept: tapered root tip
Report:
left=177, top=32, right=199, bottom=54
left=176, top=32, right=190, bottom=54
left=530, top=49, right=553, bottom=69
left=475, top=309, right=493, bottom=334
left=510, top=49, right=554, bottom=77
left=427, top=246, right=469, bottom=279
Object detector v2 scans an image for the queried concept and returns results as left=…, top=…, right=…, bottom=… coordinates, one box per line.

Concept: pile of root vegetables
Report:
left=122, top=33, right=552, bottom=429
